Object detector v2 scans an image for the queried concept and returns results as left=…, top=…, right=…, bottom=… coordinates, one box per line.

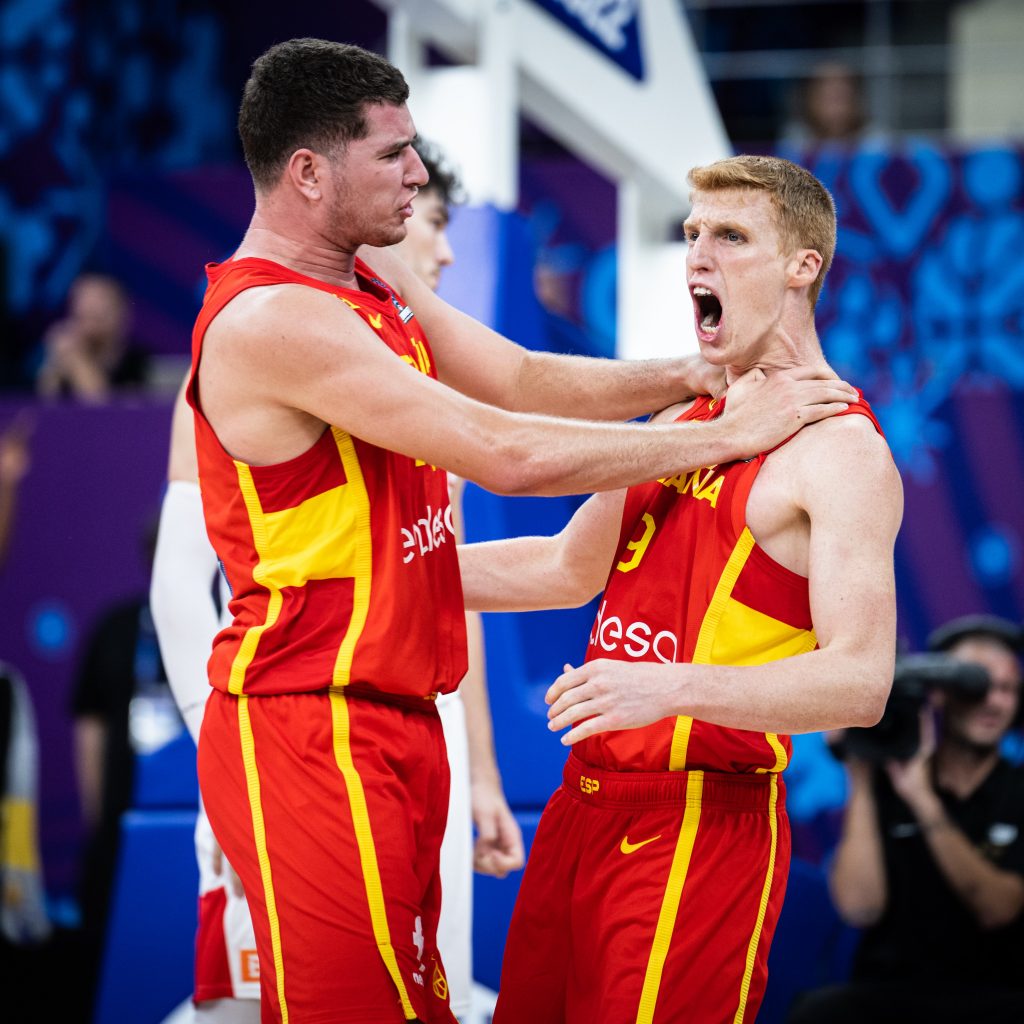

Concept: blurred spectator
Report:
left=789, top=614, right=1024, bottom=1024
left=34, top=274, right=151, bottom=403
left=779, top=60, right=878, bottom=148
left=69, top=518, right=182, bottom=1019
left=0, top=660, right=50, bottom=948
left=0, top=409, right=49, bottom=986
left=0, top=413, right=32, bottom=568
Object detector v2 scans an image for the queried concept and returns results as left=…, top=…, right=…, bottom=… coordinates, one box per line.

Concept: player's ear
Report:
left=286, top=149, right=323, bottom=202
left=787, top=248, right=823, bottom=294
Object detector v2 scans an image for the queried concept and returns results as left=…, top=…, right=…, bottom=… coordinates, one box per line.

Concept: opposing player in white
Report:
left=151, top=386, right=260, bottom=1024
left=393, top=139, right=525, bottom=1020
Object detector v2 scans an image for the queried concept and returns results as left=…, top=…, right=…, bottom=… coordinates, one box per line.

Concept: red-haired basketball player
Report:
left=461, top=155, right=903, bottom=1024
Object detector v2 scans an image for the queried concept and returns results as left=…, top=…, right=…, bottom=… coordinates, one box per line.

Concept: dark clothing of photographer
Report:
left=855, top=762, right=1024, bottom=990
left=790, top=762, right=1024, bottom=1024
left=790, top=618, right=1024, bottom=1024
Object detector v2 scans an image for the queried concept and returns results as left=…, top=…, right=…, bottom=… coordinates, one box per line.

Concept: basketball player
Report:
left=183, top=40, right=856, bottom=1024
left=151, top=135, right=522, bottom=1023
left=392, top=138, right=525, bottom=1020
left=458, top=155, right=904, bottom=1024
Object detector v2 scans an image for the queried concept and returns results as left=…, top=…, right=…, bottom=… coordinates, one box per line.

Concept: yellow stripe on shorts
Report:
left=733, top=774, right=780, bottom=1024
left=330, top=688, right=416, bottom=1019
left=636, top=770, right=704, bottom=1024
left=238, top=695, right=290, bottom=1023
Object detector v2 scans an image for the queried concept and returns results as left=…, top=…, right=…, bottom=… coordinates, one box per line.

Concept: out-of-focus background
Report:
left=1, top=1, right=1022, bottom=1021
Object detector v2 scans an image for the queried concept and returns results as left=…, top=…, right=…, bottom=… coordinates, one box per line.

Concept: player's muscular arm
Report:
left=150, top=373, right=221, bottom=744
left=202, top=287, right=856, bottom=497
left=360, top=246, right=839, bottom=423
left=459, top=403, right=687, bottom=612
left=459, top=489, right=626, bottom=612
left=166, top=375, right=199, bottom=483
left=546, top=415, right=904, bottom=742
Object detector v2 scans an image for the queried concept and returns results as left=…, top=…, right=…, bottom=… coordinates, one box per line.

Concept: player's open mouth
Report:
left=692, top=285, right=723, bottom=339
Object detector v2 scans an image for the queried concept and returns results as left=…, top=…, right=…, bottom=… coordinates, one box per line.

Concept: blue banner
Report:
left=530, top=0, right=645, bottom=81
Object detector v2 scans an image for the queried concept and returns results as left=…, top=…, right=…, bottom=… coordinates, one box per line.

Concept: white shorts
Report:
left=194, top=804, right=260, bottom=1003
left=437, top=690, right=473, bottom=1018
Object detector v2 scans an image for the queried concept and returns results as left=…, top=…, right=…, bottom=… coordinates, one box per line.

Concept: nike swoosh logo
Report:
left=620, top=834, right=661, bottom=855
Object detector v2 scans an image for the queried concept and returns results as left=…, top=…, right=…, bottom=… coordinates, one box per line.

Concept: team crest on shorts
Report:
left=432, top=962, right=448, bottom=1000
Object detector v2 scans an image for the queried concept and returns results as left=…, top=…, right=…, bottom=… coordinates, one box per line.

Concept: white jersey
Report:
left=437, top=690, right=473, bottom=1018
left=193, top=587, right=260, bottom=1004
left=193, top=802, right=260, bottom=1002
left=151, top=482, right=260, bottom=1012
left=438, top=473, right=474, bottom=1017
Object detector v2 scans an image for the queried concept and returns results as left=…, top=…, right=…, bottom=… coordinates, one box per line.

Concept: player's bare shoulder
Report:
left=749, top=408, right=902, bottom=575
left=783, top=408, right=903, bottom=514
left=207, top=282, right=356, bottom=357
left=789, top=408, right=893, bottom=463
left=203, top=279, right=383, bottom=400
left=199, top=282, right=364, bottom=465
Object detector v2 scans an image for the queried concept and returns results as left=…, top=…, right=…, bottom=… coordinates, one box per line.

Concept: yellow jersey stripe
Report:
left=238, top=696, right=289, bottom=1023
left=329, top=428, right=373, bottom=688
left=669, top=529, right=756, bottom=770
left=760, top=734, right=790, bottom=774
left=229, top=463, right=283, bottom=695
left=329, top=689, right=416, bottom=1017
left=732, top=774, right=780, bottom=1024
left=636, top=771, right=704, bottom=1024
left=668, top=716, right=693, bottom=773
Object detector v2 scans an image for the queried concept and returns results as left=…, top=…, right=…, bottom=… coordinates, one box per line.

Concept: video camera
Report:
left=830, top=653, right=990, bottom=763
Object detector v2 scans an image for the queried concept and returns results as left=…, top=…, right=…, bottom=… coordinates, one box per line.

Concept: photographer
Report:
left=789, top=615, right=1024, bottom=1023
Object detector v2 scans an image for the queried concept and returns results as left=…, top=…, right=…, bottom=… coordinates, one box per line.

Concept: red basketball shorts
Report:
left=493, top=754, right=791, bottom=1024
left=197, top=687, right=457, bottom=1024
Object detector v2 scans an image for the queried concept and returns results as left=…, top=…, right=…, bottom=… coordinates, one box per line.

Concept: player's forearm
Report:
left=828, top=766, right=888, bottom=925
left=459, top=537, right=601, bottom=612
left=463, top=409, right=738, bottom=498
left=360, top=246, right=704, bottom=421
left=672, top=646, right=892, bottom=735
left=150, top=482, right=221, bottom=743
left=513, top=350, right=704, bottom=422
left=905, top=794, right=1024, bottom=929
left=460, top=612, right=501, bottom=785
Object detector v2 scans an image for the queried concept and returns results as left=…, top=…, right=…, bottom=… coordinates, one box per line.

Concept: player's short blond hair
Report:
left=687, top=155, right=836, bottom=307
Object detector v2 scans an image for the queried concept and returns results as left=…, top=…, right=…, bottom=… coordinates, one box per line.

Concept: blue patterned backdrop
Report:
left=796, top=141, right=1024, bottom=647
left=0, top=0, right=388, bottom=381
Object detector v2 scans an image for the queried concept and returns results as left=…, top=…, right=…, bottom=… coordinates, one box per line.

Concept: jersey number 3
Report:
left=616, top=513, right=656, bottom=573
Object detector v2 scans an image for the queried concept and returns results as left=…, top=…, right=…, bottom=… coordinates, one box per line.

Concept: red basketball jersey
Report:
left=187, top=256, right=468, bottom=700
left=576, top=392, right=884, bottom=774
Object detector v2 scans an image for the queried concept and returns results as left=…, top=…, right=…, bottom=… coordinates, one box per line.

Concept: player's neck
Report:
left=234, top=216, right=360, bottom=290
left=724, top=325, right=830, bottom=386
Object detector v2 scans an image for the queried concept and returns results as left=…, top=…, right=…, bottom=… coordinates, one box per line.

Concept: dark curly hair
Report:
left=239, top=38, right=409, bottom=192
left=413, top=138, right=464, bottom=209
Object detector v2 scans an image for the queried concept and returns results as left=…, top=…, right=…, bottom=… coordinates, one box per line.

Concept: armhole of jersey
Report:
left=838, top=400, right=885, bottom=438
